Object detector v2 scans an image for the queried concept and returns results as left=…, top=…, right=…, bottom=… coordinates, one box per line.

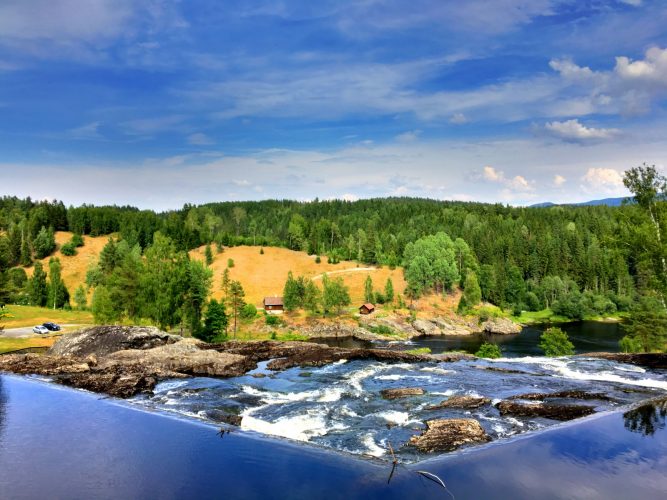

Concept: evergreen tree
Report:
left=205, top=243, right=213, bottom=266
left=19, top=228, right=32, bottom=266
left=283, top=271, right=301, bottom=312
left=229, top=280, right=246, bottom=337
left=32, top=226, right=56, bottom=259
left=221, top=268, right=231, bottom=304
left=183, top=258, right=213, bottom=336
left=48, top=257, right=69, bottom=309
left=92, top=285, right=118, bottom=324
left=74, top=285, right=87, bottom=310
left=622, top=294, right=667, bottom=353
left=364, top=275, right=374, bottom=304
left=539, top=327, right=575, bottom=356
left=475, top=342, right=501, bottom=359
left=99, top=237, right=119, bottom=275
left=384, top=277, right=394, bottom=304
left=28, top=261, right=48, bottom=307
left=198, top=299, right=228, bottom=342
left=458, top=270, right=482, bottom=313
left=303, top=280, right=321, bottom=314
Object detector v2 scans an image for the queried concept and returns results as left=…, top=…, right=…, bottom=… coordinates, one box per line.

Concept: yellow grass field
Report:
left=24, top=231, right=111, bottom=300
left=16, top=232, right=407, bottom=312
left=190, top=245, right=407, bottom=307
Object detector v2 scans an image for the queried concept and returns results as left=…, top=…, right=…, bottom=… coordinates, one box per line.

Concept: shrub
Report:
left=240, top=303, right=257, bottom=319
left=260, top=247, right=264, bottom=255
left=406, top=347, right=431, bottom=355
left=477, top=305, right=502, bottom=322
left=71, top=234, right=84, bottom=247
left=60, top=241, right=77, bottom=256
left=227, top=258, right=234, bottom=268
left=315, top=255, right=321, bottom=264
left=619, top=335, right=642, bottom=353
left=265, top=314, right=281, bottom=326
left=367, top=324, right=395, bottom=336
left=475, top=342, right=502, bottom=359
left=539, top=327, right=575, bottom=356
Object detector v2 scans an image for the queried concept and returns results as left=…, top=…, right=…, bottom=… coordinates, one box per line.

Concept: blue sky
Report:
left=1, top=0, right=666, bottom=209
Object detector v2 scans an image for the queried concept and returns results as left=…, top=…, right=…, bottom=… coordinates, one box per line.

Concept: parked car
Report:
left=33, top=325, right=49, bottom=335
left=42, top=322, right=61, bottom=332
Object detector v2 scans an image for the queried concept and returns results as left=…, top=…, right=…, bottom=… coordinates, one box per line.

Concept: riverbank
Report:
left=0, top=374, right=665, bottom=499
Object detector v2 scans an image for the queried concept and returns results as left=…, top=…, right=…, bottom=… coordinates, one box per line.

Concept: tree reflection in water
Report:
left=623, top=397, right=667, bottom=436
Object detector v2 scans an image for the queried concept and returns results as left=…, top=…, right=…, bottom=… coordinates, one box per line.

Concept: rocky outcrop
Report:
left=481, top=317, right=522, bottom=335
left=495, top=401, right=596, bottom=420
left=303, top=323, right=385, bottom=341
left=380, top=387, right=425, bottom=399
left=48, top=325, right=179, bottom=357
left=508, top=390, right=612, bottom=401
left=359, top=315, right=419, bottom=338
left=581, top=352, right=667, bottom=370
left=411, top=319, right=441, bottom=336
left=409, top=418, right=489, bottom=452
left=427, top=395, right=491, bottom=410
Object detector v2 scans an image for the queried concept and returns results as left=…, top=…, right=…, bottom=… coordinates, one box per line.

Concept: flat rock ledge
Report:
left=409, top=418, right=490, bottom=452
left=508, top=390, right=612, bottom=401
left=581, top=352, right=667, bottom=370
left=427, top=395, right=491, bottom=410
left=495, top=400, right=596, bottom=421
left=380, top=387, right=425, bottom=400
left=481, top=317, right=522, bottom=335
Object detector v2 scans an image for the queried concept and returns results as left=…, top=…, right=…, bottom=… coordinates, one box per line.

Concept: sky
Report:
left=1, top=0, right=666, bottom=210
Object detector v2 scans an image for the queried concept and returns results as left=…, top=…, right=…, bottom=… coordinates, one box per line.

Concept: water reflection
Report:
left=623, top=397, right=667, bottom=436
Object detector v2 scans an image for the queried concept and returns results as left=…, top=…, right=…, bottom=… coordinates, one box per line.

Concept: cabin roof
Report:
left=360, top=303, right=375, bottom=310
left=263, top=296, right=284, bottom=306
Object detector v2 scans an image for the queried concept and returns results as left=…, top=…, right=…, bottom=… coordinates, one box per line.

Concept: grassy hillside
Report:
left=1, top=305, right=94, bottom=329
left=20, top=232, right=408, bottom=309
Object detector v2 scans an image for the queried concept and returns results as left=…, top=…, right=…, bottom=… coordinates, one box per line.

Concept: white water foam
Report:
left=420, top=366, right=455, bottom=375
left=373, top=410, right=415, bottom=426
left=241, top=385, right=344, bottom=404
left=361, top=433, right=386, bottom=457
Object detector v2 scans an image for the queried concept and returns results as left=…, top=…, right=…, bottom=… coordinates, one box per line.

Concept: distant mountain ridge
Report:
left=530, top=197, right=630, bottom=208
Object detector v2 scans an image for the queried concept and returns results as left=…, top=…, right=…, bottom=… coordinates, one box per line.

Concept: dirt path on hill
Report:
left=311, top=267, right=377, bottom=280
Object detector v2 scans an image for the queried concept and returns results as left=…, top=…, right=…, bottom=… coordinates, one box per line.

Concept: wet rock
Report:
left=409, top=418, right=490, bottom=452
left=433, top=352, right=476, bottom=362
left=427, top=395, right=491, bottom=410
left=380, top=387, right=425, bottom=399
left=496, top=400, right=596, bottom=421
left=509, top=390, right=612, bottom=401
left=582, top=352, right=667, bottom=370
left=0, top=354, right=92, bottom=375
left=412, top=319, right=440, bottom=336
left=58, top=368, right=159, bottom=398
left=474, top=365, right=536, bottom=375
left=48, top=325, right=180, bottom=357
left=481, top=318, right=522, bottom=335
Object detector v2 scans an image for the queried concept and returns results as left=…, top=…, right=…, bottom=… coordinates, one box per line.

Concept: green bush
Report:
left=315, top=255, right=321, bottom=264
left=406, top=347, right=431, bottom=355
left=227, top=258, right=234, bottom=268
left=539, top=327, right=575, bottom=356
left=60, top=242, right=77, bottom=256
left=367, top=324, right=395, bottom=336
left=241, top=303, right=257, bottom=319
left=265, top=314, right=281, bottom=326
left=475, top=342, right=502, bottom=359
left=619, top=335, right=642, bottom=353
left=71, top=234, right=85, bottom=247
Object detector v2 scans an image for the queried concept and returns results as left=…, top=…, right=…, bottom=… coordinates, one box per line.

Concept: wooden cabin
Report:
left=263, top=296, right=284, bottom=314
left=359, top=303, right=375, bottom=315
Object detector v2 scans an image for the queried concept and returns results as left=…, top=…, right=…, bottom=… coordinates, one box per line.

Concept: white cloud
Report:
left=395, top=130, right=421, bottom=142
left=553, top=174, right=566, bottom=187
left=582, top=168, right=624, bottom=190
left=449, top=113, right=468, bottom=124
left=481, top=166, right=533, bottom=192
left=68, top=121, right=102, bottom=140
left=483, top=166, right=503, bottom=182
left=544, top=119, right=620, bottom=142
left=619, top=0, right=642, bottom=6
left=187, top=133, right=214, bottom=145
left=509, top=175, right=532, bottom=191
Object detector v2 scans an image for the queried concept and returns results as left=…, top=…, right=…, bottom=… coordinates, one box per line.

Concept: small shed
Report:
left=359, top=303, right=375, bottom=315
left=263, top=296, right=284, bottom=314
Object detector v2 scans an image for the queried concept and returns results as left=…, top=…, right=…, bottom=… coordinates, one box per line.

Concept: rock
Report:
left=508, top=390, right=612, bottom=401
left=427, top=395, right=491, bottom=410
left=303, top=323, right=385, bottom=341
left=430, top=317, right=475, bottom=336
left=581, top=352, right=667, bottom=370
left=433, top=352, right=476, bottom=362
left=59, top=369, right=159, bottom=398
left=409, top=418, right=489, bottom=452
left=359, top=315, right=419, bottom=338
left=481, top=318, right=522, bottom=335
left=412, top=319, right=441, bottom=336
left=48, top=325, right=180, bottom=357
left=0, top=354, right=92, bottom=375
left=495, top=401, right=596, bottom=420
left=380, top=387, right=425, bottom=399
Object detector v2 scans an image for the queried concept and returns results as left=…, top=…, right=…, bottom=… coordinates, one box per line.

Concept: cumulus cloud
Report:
left=544, top=119, right=620, bottom=142
left=395, top=130, right=421, bottom=142
left=449, top=113, right=468, bottom=124
left=481, top=166, right=534, bottom=192
left=483, top=166, right=503, bottom=182
left=553, top=174, right=566, bottom=187
left=582, top=168, right=624, bottom=191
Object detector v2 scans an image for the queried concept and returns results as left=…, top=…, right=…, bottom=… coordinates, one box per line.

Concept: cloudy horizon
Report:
left=1, top=0, right=666, bottom=210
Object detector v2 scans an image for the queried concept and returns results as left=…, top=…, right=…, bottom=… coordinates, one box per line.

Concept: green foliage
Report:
left=406, top=347, right=431, bottom=355
left=229, top=280, right=246, bottom=337
left=384, top=277, right=394, bottom=303
left=315, top=255, right=321, bottom=264
left=283, top=271, right=306, bottom=312
left=539, top=327, right=575, bottom=356
left=403, top=232, right=464, bottom=297
left=475, top=342, right=502, bottom=359
left=364, top=274, right=374, bottom=304
left=60, top=241, right=77, bottom=256
left=619, top=335, right=643, bottom=354
left=48, top=257, right=70, bottom=309
left=265, top=314, right=281, bottom=326
left=227, top=258, right=234, bottom=268
left=182, top=258, right=213, bottom=335
left=71, top=233, right=84, bottom=247
left=322, top=274, right=350, bottom=315
left=459, top=270, right=482, bottom=313
left=260, top=247, right=264, bottom=255
left=367, top=324, right=395, bottom=336
left=27, top=261, right=48, bottom=307
left=198, top=299, right=228, bottom=342
left=241, top=303, right=257, bottom=319
left=622, top=294, right=667, bottom=353
left=33, top=226, right=56, bottom=259
left=91, top=285, right=118, bottom=324
left=476, top=305, right=503, bottom=322
left=303, top=280, right=321, bottom=313
left=205, top=243, right=214, bottom=266
left=74, top=285, right=87, bottom=310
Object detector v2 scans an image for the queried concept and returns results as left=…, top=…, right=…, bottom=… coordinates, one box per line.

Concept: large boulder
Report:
left=380, top=387, right=425, bottom=399
left=412, top=319, right=441, bottom=336
left=427, top=395, right=491, bottom=410
left=481, top=318, right=522, bottom=335
left=48, top=325, right=180, bottom=357
left=409, top=418, right=489, bottom=452
left=495, top=400, right=596, bottom=420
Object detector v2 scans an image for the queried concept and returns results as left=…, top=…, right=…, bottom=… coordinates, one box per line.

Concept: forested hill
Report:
left=0, top=194, right=661, bottom=316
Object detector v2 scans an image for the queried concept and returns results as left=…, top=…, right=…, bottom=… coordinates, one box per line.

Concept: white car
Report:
left=33, top=325, right=49, bottom=335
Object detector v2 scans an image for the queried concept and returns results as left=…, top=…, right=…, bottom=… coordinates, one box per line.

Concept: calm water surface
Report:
left=0, top=375, right=666, bottom=499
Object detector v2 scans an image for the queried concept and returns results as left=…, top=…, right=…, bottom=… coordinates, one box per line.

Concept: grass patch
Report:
left=366, top=324, right=399, bottom=336
left=2, top=305, right=94, bottom=329
left=405, top=347, right=431, bottom=355
left=512, top=309, right=570, bottom=324
left=0, top=335, right=57, bottom=354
